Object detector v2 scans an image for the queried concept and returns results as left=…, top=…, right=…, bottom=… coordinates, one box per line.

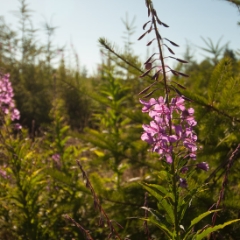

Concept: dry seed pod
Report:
left=156, top=17, right=162, bottom=25
left=161, top=22, right=169, bottom=27
left=182, top=96, right=192, bottom=102
left=148, top=24, right=153, bottom=34
left=143, top=20, right=151, bottom=30
left=146, top=38, right=156, bottom=46
left=140, top=68, right=152, bottom=78
left=152, top=69, right=162, bottom=80
left=174, top=71, right=189, bottom=77
left=145, top=62, right=152, bottom=70
left=166, top=46, right=175, bottom=55
left=165, top=38, right=179, bottom=47
left=172, top=81, right=186, bottom=89
left=176, top=58, right=188, bottom=63
left=144, top=53, right=156, bottom=64
left=138, top=82, right=157, bottom=95
left=171, top=85, right=183, bottom=96
left=138, top=31, right=148, bottom=41
left=157, top=31, right=162, bottom=40
left=143, top=89, right=158, bottom=98
left=169, top=56, right=188, bottom=63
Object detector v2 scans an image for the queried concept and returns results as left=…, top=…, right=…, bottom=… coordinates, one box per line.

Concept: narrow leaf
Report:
left=195, top=219, right=240, bottom=240
left=146, top=183, right=174, bottom=201
left=142, top=184, right=174, bottom=224
left=139, top=217, right=173, bottom=238
left=183, top=210, right=220, bottom=239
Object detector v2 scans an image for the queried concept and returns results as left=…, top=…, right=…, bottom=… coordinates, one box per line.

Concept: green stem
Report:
left=171, top=157, right=180, bottom=239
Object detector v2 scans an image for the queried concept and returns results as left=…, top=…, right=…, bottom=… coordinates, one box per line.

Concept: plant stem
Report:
left=148, top=1, right=179, bottom=238
left=172, top=157, right=180, bottom=239
left=149, top=0, right=172, bottom=136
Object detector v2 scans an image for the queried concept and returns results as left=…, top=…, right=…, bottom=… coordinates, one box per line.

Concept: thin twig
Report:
left=77, top=160, right=123, bottom=240
left=65, top=215, right=94, bottom=240
left=211, top=143, right=240, bottom=237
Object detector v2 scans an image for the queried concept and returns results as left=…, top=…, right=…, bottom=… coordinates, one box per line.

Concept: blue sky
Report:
left=0, top=0, right=239, bottom=75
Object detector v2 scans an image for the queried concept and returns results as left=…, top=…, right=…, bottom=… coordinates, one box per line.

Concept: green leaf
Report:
left=147, top=183, right=174, bottom=202
left=142, top=183, right=174, bottom=224
left=178, top=187, right=199, bottom=223
left=183, top=209, right=220, bottom=239
left=194, top=219, right=240, bottom=240
left=139, top=216, right=173, bottom=238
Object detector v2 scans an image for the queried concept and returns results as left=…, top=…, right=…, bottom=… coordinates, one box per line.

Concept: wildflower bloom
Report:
left=140, top=96, right=197, bottom=164
left=52, top=153, right=61, bottom=169
left=180, top=166, right=189, bottom=174
left=179, top=178, right=188, bottom=188
left=0, top=168, right=9, bottom=179
left=0, top=73, right=21, bottom=125
left=196, top=162, right=209, bottom=171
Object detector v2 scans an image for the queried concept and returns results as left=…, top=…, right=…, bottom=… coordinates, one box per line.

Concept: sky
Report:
left=0, top=0, right=239, bottom=75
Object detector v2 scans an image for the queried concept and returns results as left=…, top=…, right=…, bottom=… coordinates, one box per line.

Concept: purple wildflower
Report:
left=140, top=96, right=197, bottom=163
left=52, top=153, right=60, bottom=162
left=14, top=123, right=22, bottom=130
left=0, top=168, right=9, bottom=179
left=196, top=162, right=209, bottom=171
left=180, top=166, right=189, bottom=174
left=179, top=178, right=188, bottom=188
left=0, top=73, right=21, bottom=126
left=52, top=153, right=61, bottom=169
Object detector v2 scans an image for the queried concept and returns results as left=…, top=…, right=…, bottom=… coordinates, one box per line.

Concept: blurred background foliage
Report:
left=0, top=0, right=240, bottom=239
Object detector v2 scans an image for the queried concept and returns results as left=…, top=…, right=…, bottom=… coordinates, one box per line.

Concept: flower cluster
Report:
left=52, top=153, right=61, bottom=169
left=140, top=96, right=197, bottom=164
left=0, top=73, right=21, bottom=128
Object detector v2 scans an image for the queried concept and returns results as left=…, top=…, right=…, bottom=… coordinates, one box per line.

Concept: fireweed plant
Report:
left=136, top=0, right=240, bottom=239
left=0, top=73, right=21, bottom=129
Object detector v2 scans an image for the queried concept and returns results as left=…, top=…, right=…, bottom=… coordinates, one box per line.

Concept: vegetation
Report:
left=0, top=0, right=240, bottom=239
